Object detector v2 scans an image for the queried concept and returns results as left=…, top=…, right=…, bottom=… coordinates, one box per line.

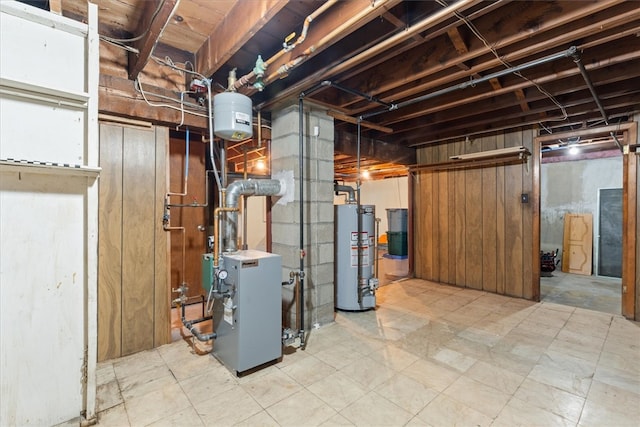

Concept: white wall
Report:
left=0, top=2, right=98, bottom=425
left=334, top=176, right=409, bottom=234
left=541, top=156, right=623, bottom=266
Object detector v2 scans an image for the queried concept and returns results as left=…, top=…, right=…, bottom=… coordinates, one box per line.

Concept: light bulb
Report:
left=255, top=158, right=265, bottom=170
left=569, top=146, right=579, bottom=155
left=361, top=170, right=370, bottom=179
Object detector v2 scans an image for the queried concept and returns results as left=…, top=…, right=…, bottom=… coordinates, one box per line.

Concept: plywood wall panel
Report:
left=482, top=136, right=498, bottom=293
left=121, top=127, right=156, bottom=355
left=413, top=129, right=535, bottom=300
left=495, top=134, right=506, bottom=295
left=521, top=129, right=535, bottom=299
left=98, top=124, right=123, bottom=361
left=438, top=170, right=450, bottom=284
left=504, top=132, right=524, bottom=297
left=154, top=127, right=170, bottom=347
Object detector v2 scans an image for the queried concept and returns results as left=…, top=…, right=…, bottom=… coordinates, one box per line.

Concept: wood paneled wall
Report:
left=168, top=133, right=207, bottom=300
left=98, top=123, right=170, bottom=361
left=414, top=129, right=539, bottom=299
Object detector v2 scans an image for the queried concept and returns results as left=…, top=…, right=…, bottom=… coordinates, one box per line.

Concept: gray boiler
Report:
left=212, top=250, right=282, bottom=375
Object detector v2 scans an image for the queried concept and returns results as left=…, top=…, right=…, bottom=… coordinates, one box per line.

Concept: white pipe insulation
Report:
left=224, top=179, right=286, bottom=252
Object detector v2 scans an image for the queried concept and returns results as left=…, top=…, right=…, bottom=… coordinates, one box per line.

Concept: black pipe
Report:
left=298, top=95, right=306, bottom=348
left=361, top=46, right=578, bottom=120
left=323, top=81, right=392, bottom=109
left=180, top=303, right=216, bottom=342
left=356, top=118, right=363, bottom=304
left=573, top=53, right=609, bottom=126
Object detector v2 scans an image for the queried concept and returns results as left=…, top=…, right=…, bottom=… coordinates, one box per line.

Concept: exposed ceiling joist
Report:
left=128, top=0, right=179, bottom=80
left=195, top=0, right=290, bottom=78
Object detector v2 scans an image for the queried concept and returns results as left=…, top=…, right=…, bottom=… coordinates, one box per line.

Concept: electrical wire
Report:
left=436, top=0, right=569, bottom=126
left=100, top=0, right=166, bottom=44
left=136, top=76, right=210, bottom=118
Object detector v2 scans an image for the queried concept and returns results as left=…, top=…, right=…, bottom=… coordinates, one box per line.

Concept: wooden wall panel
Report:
left=448, top=143, right=457, bottom=284
left=98, top=124, right=123, bottom=361
left=521, top=129, right=535, bottom=299
left=154, top=127, right=171, bottom=347
left=504, top=132, right=524, bottom=297
left=121, top=127, right=156, bottom=355
left=98, top=123, right=170, bottom=361
left=413, top=129, right=535, bottom=300
left=495, top=134, right=506, bottom=295
left=465, top=138, right=483, bottom=290
left=169, top=134, right=207, bottom=300
left=481, top=136, right=497, bottom=293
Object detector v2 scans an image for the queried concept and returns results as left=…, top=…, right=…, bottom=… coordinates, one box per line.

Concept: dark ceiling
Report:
left=56, top=0, right=640, bottom=178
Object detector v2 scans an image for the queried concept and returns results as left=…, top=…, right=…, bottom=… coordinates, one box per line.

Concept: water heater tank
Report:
left=214, top=92, right=253, bottom=141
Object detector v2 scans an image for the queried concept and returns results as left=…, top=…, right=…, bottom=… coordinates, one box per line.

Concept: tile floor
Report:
left=95, top=279, right=640, bottom=426
left=540, top=271, right=621, bottom=315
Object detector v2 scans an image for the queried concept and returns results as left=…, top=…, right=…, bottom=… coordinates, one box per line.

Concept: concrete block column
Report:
left=271, top=102, right=335, bottom=330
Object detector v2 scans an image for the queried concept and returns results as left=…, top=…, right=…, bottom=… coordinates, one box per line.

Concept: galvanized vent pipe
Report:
left=224, top=179, right=284, bottom=252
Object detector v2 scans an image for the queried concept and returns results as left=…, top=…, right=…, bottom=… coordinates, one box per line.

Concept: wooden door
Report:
left=562, top=213, right=593, bottom=275
left=98, top=123, right=170, bottom=361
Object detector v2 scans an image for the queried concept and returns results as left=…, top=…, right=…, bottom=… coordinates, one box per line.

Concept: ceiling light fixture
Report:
left=255, top=158, right=265, bottom=170
left=361, top=170, right=370, bottom=179
left=569, top=146, right=579, bottom=155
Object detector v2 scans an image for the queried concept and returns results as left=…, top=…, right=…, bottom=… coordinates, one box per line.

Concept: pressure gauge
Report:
left=216, top=269, right=228, bottom=280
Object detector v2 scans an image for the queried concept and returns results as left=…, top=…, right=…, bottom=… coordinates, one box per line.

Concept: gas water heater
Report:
left=335, top=204, right=377, bottom=311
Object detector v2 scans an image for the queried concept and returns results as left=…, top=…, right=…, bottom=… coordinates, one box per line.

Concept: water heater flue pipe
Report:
left=224, top=179, right=284, bottom=252
left=334, top=184, right=356, bottom=204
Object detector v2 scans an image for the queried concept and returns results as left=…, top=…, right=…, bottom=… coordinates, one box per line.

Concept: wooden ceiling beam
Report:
left=334, top=130, right=416, bottom=165
left=379, top=47, right=640, bottom=127
left=246, top=0, right=404, bottom=95
left=196, top=0, right=290, bottom=78
left=327, top=111, right=393, bottom=134
left=342, top=0, right=630, bottom=113
left=128, top=0, right=179, bottom=80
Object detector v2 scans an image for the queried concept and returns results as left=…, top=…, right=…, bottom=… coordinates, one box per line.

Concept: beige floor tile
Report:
left=431, top=347, right=477, bottom=373
left=164, top=351, right=218, bottom=382
left=280, top=354, right=337, bottom=387
left=415, top=393, right=492, bottom=427
left=537, top=349, right=597, bottom=377
left=492, top=396, right=574, bottom=427
left=267, top=389, right=337, bottom=426
left=194, top=385, right=262, bottom=426
left=307, top=371, right=368, bottom=411
left=442, top=375, right=511, bottom=418
left=585, top=380, right=640, bottom=417
left=366, top=344, right=419, bottom=372
left=527, top=364, right=592, bottom=397
left=456, top=327, right=502, bottom=347
left=125, top=382, right=192, bottom=426
left=481, top=348, right=537, bottom=377
left=113, top=349, right=166, bottom=381
left=320, top=413, right=355, bottom=426
left=546, top=338, right=601, bottom=363
left=375, top=374, right=438, bottom=415
left=179, top=363, right=237, bottom=406
left=597, top=350, right=640, bottom=377
left=234, top=410, right=279, bottom=427
left=97, top=403, right=130, bottom=426
left=340, top=391, right=413, bottom=427
left=513, top=378, right=585, bottom=423
left=402, top=358, right=460, bottom=392
left=580, top=380, right=640, bottom=426
left=97, top=362, right=117, bottom=386
left=555, top=329, right=605, bottom=353
left=340, top=356, right=397, bottom=390
left=312, top=346, right=365, bottom=370
left=118, top=365, right=176, bottom=401
left=465, top=360, right=524, bottom=395
left=241, top=368, right=302, bottom=408
left=96, top=380, right=123, bottom=413
left=147, top=406, right=204, bottom=427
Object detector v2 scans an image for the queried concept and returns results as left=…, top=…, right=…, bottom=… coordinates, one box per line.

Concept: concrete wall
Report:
left=541, top=156, right=623, bottom=269
left=334, top=176, right=409, bottom=234
left=271, top=103, right=335, bottom=329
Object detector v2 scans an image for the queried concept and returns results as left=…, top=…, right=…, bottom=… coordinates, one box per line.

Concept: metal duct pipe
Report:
left=334, top=184, right=356, bottom=203
left=573, top=53, right=609, bottom=125
left=224, top=179, right=284, bottom=252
